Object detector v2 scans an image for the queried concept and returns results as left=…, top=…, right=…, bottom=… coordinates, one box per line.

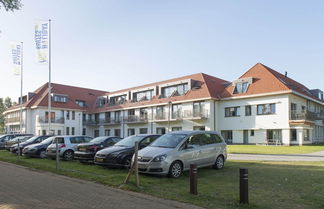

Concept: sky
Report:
left=0, top=0, right=324, bottom=101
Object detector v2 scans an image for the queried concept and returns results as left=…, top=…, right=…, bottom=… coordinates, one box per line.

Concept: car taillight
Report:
left=59, top=144, right=66, bottom=148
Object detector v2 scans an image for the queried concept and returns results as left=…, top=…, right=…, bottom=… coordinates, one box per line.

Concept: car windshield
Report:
left=149, top=134, right=187, bottom=148
left=90, top=137, right=108, bottom=143
left=41, top=137, right=54, bottom=144
left=114, top=136, right=144, bottom=147
left=24, top=136, right=39, bottom=143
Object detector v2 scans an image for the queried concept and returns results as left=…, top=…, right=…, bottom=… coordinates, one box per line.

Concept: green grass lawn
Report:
left=0, top=151, right=324, bottom=209
left=228, top=144, right=324, bottom=155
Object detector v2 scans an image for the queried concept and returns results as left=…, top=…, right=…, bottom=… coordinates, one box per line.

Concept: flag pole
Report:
left=20, top=42, right=23, bottom=134
left=48, top=19, right=51, bottom=135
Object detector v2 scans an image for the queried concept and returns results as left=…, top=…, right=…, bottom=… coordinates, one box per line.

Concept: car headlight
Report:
left=152, top=154, right=167, bottom=162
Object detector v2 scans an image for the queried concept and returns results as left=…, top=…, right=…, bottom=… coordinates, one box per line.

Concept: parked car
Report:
left=94, top=134, right=160, bottom=168
left=0, top=134, right=33, bottom=149
left=5, top=135, right=33, bottom=151
left=10, top=135, right=52, bottom=155
left=46, top=136, right=93, bottom=161
left=136, top=131, right=227, bottom=178
left=74, top=136, right=122, bottom=163
left=22, top=136, right=56, bottom=158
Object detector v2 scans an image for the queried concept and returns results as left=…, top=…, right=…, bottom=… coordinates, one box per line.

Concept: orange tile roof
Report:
left=221, top=63, right=323, bottom=102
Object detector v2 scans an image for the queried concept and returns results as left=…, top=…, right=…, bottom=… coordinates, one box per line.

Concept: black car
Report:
left=22, top=136, right=55, bottom=158
left=10, top=135, right=52, bottom=155
left=74, top=136, right=122, bottom=162
left=94, top=134, right=160, bottom=168
left=0, top=134, right=33, bottom=149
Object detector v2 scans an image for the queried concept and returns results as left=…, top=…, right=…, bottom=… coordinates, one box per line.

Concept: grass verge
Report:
left=228, top=144, right=324, bottom=155
left=0, top=151, right=324, bottom=209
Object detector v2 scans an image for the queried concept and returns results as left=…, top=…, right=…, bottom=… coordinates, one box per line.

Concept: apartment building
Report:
left=4, top=63, right=324, bottom=145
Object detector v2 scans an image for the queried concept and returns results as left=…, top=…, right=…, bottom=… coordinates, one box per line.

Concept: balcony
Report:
left=289, top=111, right=316, bottom=125
left=154, top=113, right=169, bottom=122
left=38, top=117, right=65, bottom=124
left=171, top=112, right=183, bottom=121
left=5, top=117, right=20, bottom=123
left=124, top=115, right=148, bottom=124
left=183, top=110, right=209, bottom=120
left=83, top=119, right=100, bottom=126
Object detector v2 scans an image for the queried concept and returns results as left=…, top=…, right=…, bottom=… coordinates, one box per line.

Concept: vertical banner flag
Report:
left=35, top=20, right=49, bottom=64
left=10, top=42, right=22, bottom=75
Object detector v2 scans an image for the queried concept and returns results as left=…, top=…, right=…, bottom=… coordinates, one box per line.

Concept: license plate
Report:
left=96, top=158, right=104, bottom=162
left=138, top=164, right=146, bottom=169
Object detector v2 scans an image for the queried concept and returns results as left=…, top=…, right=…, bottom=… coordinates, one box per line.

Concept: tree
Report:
left=0, top=98, right=5, bottom=133
left=0, top=0, right=22, bottom=12
left=4, top=97, right=13, bottom=109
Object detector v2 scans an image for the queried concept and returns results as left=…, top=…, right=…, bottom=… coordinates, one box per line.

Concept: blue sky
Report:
left=0, top=0, right=324, bottom=100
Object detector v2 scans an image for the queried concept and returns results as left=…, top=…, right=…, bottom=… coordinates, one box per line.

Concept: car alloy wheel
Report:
left=214, top=155, right=224, bottom=169
left=124, top=157, right=131, bottom=169
left=169, top=161, right=182, bottom=178
left=64, top=150, right=74, bottom=161
left=39, top=150, right=46, bottom=159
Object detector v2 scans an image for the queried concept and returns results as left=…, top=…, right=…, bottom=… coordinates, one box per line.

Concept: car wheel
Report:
left=39, top=150, right=46, bottom=159
left=63, top=150, right=74, bottom=161
left=213, top=155, right=224, bottom=169
left=168, top=161, right=183, bottom=178
left=123, top=156, right=132, bottom=169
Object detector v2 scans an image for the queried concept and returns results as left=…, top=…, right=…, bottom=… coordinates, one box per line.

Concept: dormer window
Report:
left=76, top=100, right=87, bottom=107
left=133, top=90, right=153, bottom=102
left=232, top=77, right=253, bottom=94
left=233, top=82, right=249, bottom=94
left=161, top=83, right=189, bottom=98
left=53, top=94, right=67, bottom=103
left=96, top=97, right=106, bottom=107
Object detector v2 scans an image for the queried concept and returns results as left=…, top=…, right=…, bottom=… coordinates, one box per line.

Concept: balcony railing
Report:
left=171, top=111, right=183, bottom=120
left=290, top=111, right=316, bottom=121
left=124, top=115, right=148, bottom=123
left=5, top=117, right=20, bottom=123
left=183, top=110, right=209, bottom=119
left=38, top=117, right=65, bottom=124
left=154, top=113, right=168, bottom=121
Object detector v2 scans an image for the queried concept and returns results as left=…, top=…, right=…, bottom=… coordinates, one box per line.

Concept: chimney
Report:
left=285, top=71, right=288, bottom=77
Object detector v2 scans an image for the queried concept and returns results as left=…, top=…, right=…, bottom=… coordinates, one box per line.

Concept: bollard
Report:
left=190, top=164, right=198, bottom=195
left=240, top=168, right=249, bottom=204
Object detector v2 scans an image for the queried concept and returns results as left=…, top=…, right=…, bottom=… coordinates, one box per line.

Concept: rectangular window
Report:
left=66, top=111, right=70, bottom=120
left=105, top=112, right=111, bottom=122
left=94, top=130, right=100, bottom=137
left=114, top=129, right=121, bottom=137
left=225, top=107, right=240, bottom=117
left=156, top=127, right=166, bottom=135
left=82, top=128, right=86, bottom=135
left=128, top=109, right=135, bottom=116
left=193, top=101, right=206, bottom=117
left=45, top=112, right=55, bottom=123
left=304, top=129, right=310, bottom=141
left=76, top=100, right=86, bottom=107
left=72, top=127, right=75, bottom=135
left=290, top=129, right=297, bottom=141
left=267, top=129, right=282, bottom=143
left=172, top=104, right=182, bottom=119
left=140, top=108, right=148, bottom=120
left=245, top=105, right=252, bottom=116
left=53, top=95, right=67, bottom=103
left=172, top=127, right=182, bottom=131
left=156, top=106, right=165, bottom=120
left=250, top=130, right=254, bottom=136
left=140, top=128, right=148, bottom=134
left=257, top=103, right=276, bottom=115
left=115, top=111, right=121, bottom=122
left=221, top=130, right=233, bottom=144
left=133, top=90, right=154, bottom=102
left=128, top=128, right=135, bottom=136
left=104, top=129, right=110, bottom=136
left=72, top=111, right=75, bottom=120
left=42, top=130, right=47, bottom=136
left=58, top=130, right=62, bottom=135
left=66, top=127, right=70, bottom=135
left=193, top=126, right=205, bottom=131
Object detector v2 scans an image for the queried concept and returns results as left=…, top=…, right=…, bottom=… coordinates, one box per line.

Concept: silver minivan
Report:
left=137, top=131, right=227, bottom=178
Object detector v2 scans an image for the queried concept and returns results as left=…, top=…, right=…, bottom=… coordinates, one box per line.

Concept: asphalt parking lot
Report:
left=0, top=161, right=202, bottom=209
